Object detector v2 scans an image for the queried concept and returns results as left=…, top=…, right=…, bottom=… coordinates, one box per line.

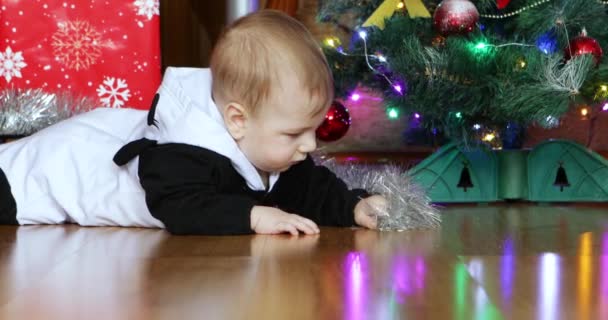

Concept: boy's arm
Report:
left=278, top=156, right=370, bottom=227
left=137, top=143, right=256, bottom=235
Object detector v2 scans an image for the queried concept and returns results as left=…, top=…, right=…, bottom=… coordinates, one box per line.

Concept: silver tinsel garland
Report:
left=316, top=156, right=441, bottom=231
left=0, top=88, right=97, bottom=136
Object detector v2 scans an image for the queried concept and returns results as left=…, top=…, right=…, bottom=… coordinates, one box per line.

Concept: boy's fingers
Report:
left=275, top=222, right=294, bottom=235
left=288, top=214, right=319, bottom=234
left=367, top=196, right=389, bottom=215
left=294, top=220, right=316, bottom=235
left=362, top=214, right=377, bottom=229
left=284, top=224, right=299, bottom=236
left=297, top=217, right=319, bottom=233
left=369, top=202, right=388, bottom=216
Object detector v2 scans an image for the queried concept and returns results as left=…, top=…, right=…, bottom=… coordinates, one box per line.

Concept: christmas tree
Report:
left=318, top=0, right=608, bottom=147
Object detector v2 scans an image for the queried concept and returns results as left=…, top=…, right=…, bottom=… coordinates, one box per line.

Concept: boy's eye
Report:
left=285, top=132, right=302, bottom=137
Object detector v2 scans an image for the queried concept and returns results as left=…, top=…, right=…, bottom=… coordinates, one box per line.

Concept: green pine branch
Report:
left=319, top=0, right=608, bottom=144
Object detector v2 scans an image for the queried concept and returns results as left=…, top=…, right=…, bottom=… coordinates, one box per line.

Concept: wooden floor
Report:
left=1, top=205, right=608, bottom=319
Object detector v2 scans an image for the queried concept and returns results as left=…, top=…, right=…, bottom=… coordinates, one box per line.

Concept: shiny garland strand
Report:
left=480, top=0, right=607, bottom=19
left=480, top=0, right=551, bottom=19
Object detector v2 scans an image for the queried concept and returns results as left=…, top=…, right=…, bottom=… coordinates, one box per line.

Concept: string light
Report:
left=593, top=84, right=608, bottom=100
left=536, top=32, right=558, bottom=54
left=327, top=30, right=403, bottom=96
left=356, top=28, right=403, bottom=95
left=387, top=107, right=400, bottom=119
left=471, top=41, right=534, bottom=55
left=480, top=0, right=550, bottom=19
left=517, top=59, right=527, bottom=68
left=350, top=93, right=361, bottom=101
left=471, top=41, right=493, bottom=57
left=331, top=27, right=529, bottom=101
left=545, top=115, right=559, bottom=127
left=475, top=42, right=488, bottom=49
left=334, top=47, right=387, bottom=62
left=483, top=133, right=496, bottom=142
left=397, top=1, right=405, bottom=9
left=581, top=107, right=589, bottom=116
left=491, top=43, right=535, bottom=48
left=603, top=103, right=608, bottom=111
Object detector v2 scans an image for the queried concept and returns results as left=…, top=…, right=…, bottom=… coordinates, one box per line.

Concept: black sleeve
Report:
left=276, top=156, right=370, bottom=227
left=0, top=168, right=18, bottom=225
left=138, top=144, right=256, bottom=235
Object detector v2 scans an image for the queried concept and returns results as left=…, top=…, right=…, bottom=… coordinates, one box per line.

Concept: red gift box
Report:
left=0, top=0, right=161, bottom=109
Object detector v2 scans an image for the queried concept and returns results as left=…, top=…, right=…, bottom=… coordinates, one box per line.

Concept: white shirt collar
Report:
left=147, top=67, right=280, bottom=191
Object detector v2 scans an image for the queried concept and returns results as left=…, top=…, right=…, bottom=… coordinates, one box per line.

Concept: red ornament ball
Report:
left=564, top=34, right=603, bottom=65
left=433, top=0, right=479, bottom=36
left=316, top=101, right=351, bottom=142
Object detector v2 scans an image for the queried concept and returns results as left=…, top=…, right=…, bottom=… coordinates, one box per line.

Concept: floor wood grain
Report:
left=1, top=205, right=608, bottom=319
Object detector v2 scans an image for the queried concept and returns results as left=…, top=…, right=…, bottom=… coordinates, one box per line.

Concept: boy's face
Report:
left=237, top=75, right=328, bottom=174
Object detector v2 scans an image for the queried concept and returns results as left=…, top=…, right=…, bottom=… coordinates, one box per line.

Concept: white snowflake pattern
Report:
left=96, top=77, right=131, bottom=108
left=0, top=46, right=27, bottom=83
left=134, top=0, right=159, bottom=20
left=51, top=20, right=103, bottom=71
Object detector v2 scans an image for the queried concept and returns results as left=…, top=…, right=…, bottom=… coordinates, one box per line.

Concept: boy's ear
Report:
left=223, top=102, right=248, bottom=140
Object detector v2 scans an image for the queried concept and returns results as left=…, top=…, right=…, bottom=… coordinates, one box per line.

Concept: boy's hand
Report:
left=250, top=206, right=320, bottom=235
left=354, top=195, right=388, bottom=229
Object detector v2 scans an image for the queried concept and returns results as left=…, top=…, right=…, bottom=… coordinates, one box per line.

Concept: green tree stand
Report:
left=528, top=140, right=608, bottom=202
left=409, top=144, right=499, bottom=203
left=410, top=140, right=608, bottom=203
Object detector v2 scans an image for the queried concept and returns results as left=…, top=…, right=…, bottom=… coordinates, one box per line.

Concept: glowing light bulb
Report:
left=387, top=108, right=399, bottom=119
left=475, top=42, right=487, bottom=49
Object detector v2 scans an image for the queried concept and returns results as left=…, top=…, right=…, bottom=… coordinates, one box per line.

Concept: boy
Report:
left=0, top=10, right=384, bottom=235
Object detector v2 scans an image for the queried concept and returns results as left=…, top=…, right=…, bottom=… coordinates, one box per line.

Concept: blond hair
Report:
left=210, top=10, right=333, bottom=116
